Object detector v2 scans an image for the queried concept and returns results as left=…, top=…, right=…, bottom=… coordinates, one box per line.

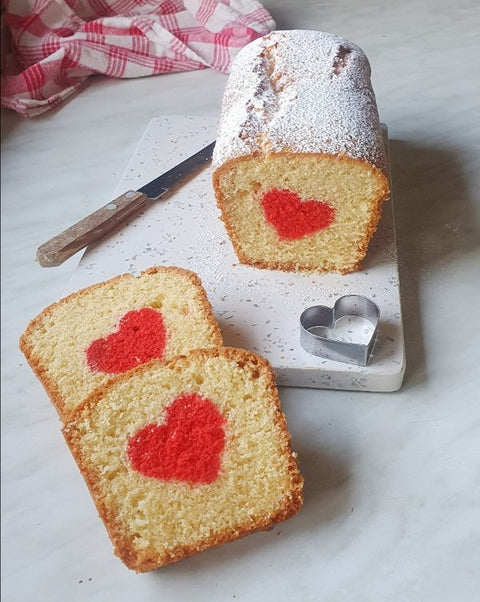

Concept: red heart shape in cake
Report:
left=127, top=393, right=226, bottom=484
left=86, top=307, right=167, bottom=374
left=261, top=188, right=335, bottom=240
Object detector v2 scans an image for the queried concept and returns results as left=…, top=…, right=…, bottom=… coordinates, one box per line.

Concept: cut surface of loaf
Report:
left=212, top=30, right=390, bottom=274
left=62, top=347, right=304, bottom=572
left=20, top=266, right=223, bottom=421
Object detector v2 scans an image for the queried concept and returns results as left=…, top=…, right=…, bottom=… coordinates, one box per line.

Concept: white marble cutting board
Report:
left=66, top=116, right=405, bottom=391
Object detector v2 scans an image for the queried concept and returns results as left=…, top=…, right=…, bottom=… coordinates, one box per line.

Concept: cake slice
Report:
left=20, top=266, right=223, bottom=421
left=62, top=347, right=304, bottom=572
left=212, top=30, right=390, bottom=273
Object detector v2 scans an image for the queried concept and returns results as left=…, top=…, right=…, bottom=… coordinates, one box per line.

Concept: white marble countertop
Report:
left=2, top=1, right=480, bottom=601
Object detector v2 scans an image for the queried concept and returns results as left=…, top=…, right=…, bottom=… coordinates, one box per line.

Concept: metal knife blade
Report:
left=36, top=141, right=215, bottom=267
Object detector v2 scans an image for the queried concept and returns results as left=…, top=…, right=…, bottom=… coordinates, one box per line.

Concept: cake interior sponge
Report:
left=63, top=347, right=304, bottom=572
left=19, top=266, right=223, bottom=421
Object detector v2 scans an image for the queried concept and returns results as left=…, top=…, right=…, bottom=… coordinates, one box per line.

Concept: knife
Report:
left=36, top=141, right=215, bottom=267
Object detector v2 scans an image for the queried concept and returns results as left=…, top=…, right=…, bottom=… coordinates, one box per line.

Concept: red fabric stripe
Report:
left=1, top=0, right=275, bottom=117
left=195, top=0, right=218, bottom=25
left=22, top=63, right=46, bottom=95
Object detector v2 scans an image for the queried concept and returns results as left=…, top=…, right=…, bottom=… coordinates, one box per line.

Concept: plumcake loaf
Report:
left=62, top=347, right=304, bottom=572
left=20, top=266, right=222, bottom=421
left=212, top=30, right=390, bottom=273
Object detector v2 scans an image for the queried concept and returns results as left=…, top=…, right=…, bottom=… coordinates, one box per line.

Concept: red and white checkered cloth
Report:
left=1, top=0, right=275, bottom=117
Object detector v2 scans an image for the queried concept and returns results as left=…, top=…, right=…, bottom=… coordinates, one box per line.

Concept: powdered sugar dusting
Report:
left=68, top=116, right=405, bottom=392
left=213, top=30, right=387, bottom=172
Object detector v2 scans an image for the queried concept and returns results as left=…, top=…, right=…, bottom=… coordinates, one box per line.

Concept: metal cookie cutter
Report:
left=300, top=295, right=380, bottom=366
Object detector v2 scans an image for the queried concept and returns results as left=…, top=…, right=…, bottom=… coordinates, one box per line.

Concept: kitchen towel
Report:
left=1, top=0, right=275, bottom=117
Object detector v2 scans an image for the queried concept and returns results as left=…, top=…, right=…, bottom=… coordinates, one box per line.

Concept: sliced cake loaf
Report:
left=20, top=266, right=223, bottom=421
left=212, top=30, right=390, bottom=273
left=62, top=347, right=304, bottom=572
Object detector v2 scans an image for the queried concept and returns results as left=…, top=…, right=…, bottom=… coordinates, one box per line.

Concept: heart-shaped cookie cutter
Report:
left=300, top=295, right=380, bottom=366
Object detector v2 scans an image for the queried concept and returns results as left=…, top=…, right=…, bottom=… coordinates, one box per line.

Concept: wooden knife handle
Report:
left=36, top=190, right=148, bottom=267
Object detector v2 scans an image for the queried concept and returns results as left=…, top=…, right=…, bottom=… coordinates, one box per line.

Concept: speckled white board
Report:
left=66, top=116, right=405, bottom=391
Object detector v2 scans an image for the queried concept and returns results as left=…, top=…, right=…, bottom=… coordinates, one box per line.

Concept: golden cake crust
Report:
left=63, top=347, right=304, bottom=572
